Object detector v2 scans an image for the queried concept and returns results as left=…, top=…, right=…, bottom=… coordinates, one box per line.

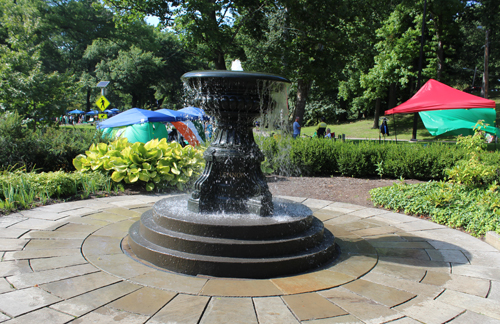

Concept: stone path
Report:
left=1, top=194, right=500, bottom=324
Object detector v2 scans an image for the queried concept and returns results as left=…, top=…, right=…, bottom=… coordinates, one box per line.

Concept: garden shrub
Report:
left=258, top=136, right=466, bottom=180
left=445, top=123, right=500, bottom=186
left=0, top=111, right=105, bottom=172
left=370, top=124, right=500, bottom=236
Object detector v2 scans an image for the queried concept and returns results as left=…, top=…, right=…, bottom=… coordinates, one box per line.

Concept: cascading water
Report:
left=127, top=70, right=338, bottom=278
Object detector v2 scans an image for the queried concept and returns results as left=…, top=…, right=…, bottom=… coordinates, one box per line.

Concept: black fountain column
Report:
left=184, top=71, right=288, bottom=216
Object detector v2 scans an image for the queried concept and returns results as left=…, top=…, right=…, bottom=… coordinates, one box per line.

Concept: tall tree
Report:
left=44, top=0, right=116, bottom=111
left=356, top=0, right=466, bottom=127
left=241, top=0, right=355, bottom=125
left=83, top=23, right=202, bottom=109
left=0, top=0, right=75, bottom=128
left=104, top=0, right=267, bottom=69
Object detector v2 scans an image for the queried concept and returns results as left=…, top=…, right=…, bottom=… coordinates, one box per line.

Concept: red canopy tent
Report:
left=385, top=79, right=495, bottom=115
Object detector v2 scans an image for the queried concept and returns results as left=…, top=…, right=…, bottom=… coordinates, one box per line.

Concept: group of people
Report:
left=293, top=116, right=334, bottom=139
left=59, top=114, right=83, bottom=125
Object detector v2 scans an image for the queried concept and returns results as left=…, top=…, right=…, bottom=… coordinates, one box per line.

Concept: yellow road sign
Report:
left=98, top=114, right=108, bottom=120
left=95, top=95, right=110, bottom=111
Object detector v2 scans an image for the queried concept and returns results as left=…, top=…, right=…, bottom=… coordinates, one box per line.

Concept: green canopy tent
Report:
left=419, top=108, right=500, bottom=136
left=98, top=108, right=177, bottom=143
left=101, top=122, right=169, bottom=143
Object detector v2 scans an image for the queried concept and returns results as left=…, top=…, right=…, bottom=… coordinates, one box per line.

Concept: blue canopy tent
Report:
left=155, top=109, right=183, bottom=121
left=67, top=109, right=85, bottom=114
left=97, top=108, right=177, bottom=129
left=86, top=110, right=99, bottom=115
left=178, top=107, right=210, bottom=121
left=97, top=108, right=179, bottom=143
left=110, top=108, right=120, bottom=112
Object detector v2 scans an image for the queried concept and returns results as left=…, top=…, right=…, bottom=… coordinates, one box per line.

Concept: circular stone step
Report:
left=137, top=211, right=326, bottom=258
left=128, top=195, right=339, bottom=278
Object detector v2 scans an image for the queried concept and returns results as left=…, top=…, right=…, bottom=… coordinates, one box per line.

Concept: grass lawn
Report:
left=301, top=115, right=453, bottom=141
left=60, top=123, right=97, bottom=130
left=300, top=92, right=500, bottom=142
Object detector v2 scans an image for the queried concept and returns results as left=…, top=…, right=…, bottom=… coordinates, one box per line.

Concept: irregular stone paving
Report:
left=0, top=194, right=500, bottom=323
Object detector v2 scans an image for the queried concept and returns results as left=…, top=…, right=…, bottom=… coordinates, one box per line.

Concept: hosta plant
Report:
left=73, top=138, right=205, bottom=191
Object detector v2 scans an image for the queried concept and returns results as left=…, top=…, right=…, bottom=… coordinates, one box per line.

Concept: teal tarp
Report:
left=102, top=122, right=169, bottom=143
left=419, top=108, right=500, bottom=136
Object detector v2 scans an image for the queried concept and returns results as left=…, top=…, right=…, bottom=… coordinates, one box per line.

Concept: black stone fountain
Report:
left=128, top=70, right=338, bottom=278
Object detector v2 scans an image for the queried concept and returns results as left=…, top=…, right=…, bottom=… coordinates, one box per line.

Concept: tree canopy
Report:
left=0, top=0, right=497, bottom=128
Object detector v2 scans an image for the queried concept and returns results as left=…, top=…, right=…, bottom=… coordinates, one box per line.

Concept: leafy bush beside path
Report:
left=0, top=170, right=116, bottom=213
left=370, top=181, right=500, bottom=236
left=370, top=125, right=500, bottom=236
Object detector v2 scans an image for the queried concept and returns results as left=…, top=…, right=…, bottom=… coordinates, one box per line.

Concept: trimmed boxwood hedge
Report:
left=257, top=136, right=498, bottom=181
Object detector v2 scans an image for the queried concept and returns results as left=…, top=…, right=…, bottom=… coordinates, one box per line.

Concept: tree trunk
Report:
left=293, top=78, right=312, bottom=126
left=432, top=16, right=444, bottom=81
left=132, top=94, right=138, bottom=108
left=372, top=98, right=381, bottom=129
left=388, top=83, right=396, bottom=109
left=214, top=51, right=226, bottom=70
left=86, top=88, right=91, bottom=112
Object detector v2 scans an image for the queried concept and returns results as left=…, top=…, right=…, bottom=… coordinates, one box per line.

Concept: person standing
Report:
left=380, top=118, right=390, bottom=139
left=293, top=117, right=301, bottom=139
left=316, top=117, right=327, bottom=137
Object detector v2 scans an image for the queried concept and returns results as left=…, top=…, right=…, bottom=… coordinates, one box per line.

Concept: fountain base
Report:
left=128, top=195, right=338, bottom=278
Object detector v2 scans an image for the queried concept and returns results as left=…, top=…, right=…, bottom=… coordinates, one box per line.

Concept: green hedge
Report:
left=257, top=136, right=494, bottom=181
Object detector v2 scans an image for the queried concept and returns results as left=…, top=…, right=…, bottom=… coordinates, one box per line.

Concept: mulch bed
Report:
left=267, top=175, right=423, bottom=208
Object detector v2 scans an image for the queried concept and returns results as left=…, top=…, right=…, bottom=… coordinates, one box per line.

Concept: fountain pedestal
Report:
left=128, top=71, right=339, bottom=278
left=184, top=71, right=287, bottom=216
left=188, top=121, right=272, bottom=216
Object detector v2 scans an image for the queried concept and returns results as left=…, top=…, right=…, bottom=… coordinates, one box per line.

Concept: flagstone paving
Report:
left=1, top=193, right=500, bottom=323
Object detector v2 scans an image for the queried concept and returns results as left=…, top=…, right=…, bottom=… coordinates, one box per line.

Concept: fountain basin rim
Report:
left=181, top=70, right=291, bottom=83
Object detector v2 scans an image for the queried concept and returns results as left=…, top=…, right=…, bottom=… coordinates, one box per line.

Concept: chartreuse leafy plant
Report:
left=445, top=121, right=498, bottom=187
left=73, top=138, right=205, bottom=191
left=370, top=122, right=500, bottom=236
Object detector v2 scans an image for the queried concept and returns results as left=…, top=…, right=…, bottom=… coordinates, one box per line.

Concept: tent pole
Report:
left=393, top=114, right=398, bottom=144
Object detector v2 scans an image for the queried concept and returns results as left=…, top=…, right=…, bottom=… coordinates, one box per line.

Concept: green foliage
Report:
left=73, top=138, right=205, bottom=191
left=258, top=136, right=471, bottom=180
left=371, top=124, right=500, bottom=236
left=445, top=122, right=500, bottom=186
left=370, top=181, right=500, bottom=236
left=0, top=111, right=105, bottom=172
left=0, top=169, right=114, bottom=213
left=0, top=0, right=77, bottom=126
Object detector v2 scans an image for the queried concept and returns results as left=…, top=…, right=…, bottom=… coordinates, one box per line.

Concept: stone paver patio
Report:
left=1, top=193, right=500, bottom=323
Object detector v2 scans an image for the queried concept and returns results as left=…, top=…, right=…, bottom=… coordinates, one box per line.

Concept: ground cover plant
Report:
left=73, top=138, right=205, bottom=192
left=0, top=169, right=118, bottom=214
left=370, top=123, right=500, bottom=236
